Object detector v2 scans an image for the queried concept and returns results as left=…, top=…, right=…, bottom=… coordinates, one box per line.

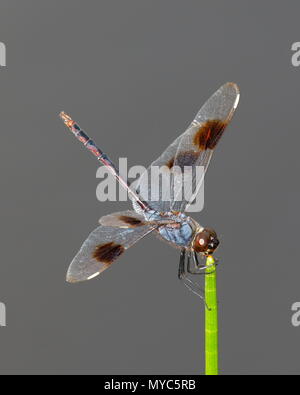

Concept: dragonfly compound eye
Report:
left=194, top=228, right=219, bottom=255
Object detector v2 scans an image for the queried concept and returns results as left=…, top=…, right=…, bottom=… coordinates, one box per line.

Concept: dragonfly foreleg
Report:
left=194, top=252, right=205, bottom=268
left=178, top=250, right=210, bottom=309
left=187, top=252, right=217, bottom=275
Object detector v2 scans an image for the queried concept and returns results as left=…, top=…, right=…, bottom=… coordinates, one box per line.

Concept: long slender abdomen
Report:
left=59, top=112, right=149, bottom=211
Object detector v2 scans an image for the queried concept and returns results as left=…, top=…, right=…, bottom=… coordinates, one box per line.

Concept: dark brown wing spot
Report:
left=119, top=215, right=144, bottom=227
left=166, top=157, right=175, bottom=169
left=93, top=242, right=125, bottom=264
left=193, top=119, right=228, bottom=150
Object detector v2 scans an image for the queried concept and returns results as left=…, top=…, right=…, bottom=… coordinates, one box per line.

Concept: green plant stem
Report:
left=205, top=255, right=218, bottom=375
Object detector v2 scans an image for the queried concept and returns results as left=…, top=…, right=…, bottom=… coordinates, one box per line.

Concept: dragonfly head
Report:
left=193, top=228, right=220, bottom=256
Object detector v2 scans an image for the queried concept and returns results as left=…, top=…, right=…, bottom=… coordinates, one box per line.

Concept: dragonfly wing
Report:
left=66, top=224, right=154, bottom=283
left=99, top=210, right=147, bottom=228
left=99, top=210, right=177, bottom=228
left=131, top=134, right=183, bottom=214
left=171, top=82, right=239, bottom=212
left=132, top=82, right=239, bottom=213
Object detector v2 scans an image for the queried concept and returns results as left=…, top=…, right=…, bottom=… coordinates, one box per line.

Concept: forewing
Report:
left=131, top=134, right=183, bottom=214
left=171, top=82, right=240, bottom=212
left=132, top=82, right=239, bottom=214
left=66, top=224, right=154, bottom=283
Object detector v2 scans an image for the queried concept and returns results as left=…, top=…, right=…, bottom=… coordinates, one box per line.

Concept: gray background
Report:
left=0, top=0, right=299, bottom=375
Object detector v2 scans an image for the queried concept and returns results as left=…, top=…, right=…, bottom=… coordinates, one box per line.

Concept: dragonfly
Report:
left=60, top=82, right=240, bottom=299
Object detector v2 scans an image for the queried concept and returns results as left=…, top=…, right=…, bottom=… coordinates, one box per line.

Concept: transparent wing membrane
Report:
left=66, top=224, right=154, bottom=283
left=99, top=210, right=146, bottom=228
left=132, top=83, right=240, bottom=213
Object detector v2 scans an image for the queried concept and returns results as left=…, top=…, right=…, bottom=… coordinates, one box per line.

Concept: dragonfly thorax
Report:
left=143, top=210, right=196, bottom=248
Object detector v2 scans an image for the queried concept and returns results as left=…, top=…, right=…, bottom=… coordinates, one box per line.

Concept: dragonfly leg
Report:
left=178, top=249, right=186, bottom=280
left=194, top=252, right=206, bottom=268
left=178, top=250, right=210, bottom=309
left=187, top=252, right=217, bottom=275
